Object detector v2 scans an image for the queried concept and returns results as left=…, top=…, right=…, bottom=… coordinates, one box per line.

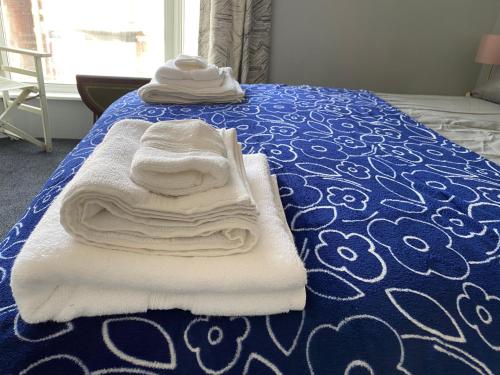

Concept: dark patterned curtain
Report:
left=198, top=0, right=272, bottom=84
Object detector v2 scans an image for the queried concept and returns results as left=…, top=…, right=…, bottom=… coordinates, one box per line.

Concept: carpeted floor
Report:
left=0, top=138, right=79, bottom=239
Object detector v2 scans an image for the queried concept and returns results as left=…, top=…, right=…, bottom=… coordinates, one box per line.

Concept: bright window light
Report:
left=183, top=0, right=200, bottom=56
left=0, top=0, right=199, bottom=86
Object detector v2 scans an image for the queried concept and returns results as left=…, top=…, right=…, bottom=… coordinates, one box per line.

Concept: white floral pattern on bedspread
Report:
left=0, top=84, right=499, bottom=374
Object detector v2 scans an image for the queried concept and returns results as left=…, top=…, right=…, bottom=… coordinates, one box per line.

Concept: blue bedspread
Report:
left=1, top=85, right=499, bottom=374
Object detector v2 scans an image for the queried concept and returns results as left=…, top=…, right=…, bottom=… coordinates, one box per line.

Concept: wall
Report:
left=270, top=0, right=500, bottom=95
left=2, top=97, right=93, bottom=140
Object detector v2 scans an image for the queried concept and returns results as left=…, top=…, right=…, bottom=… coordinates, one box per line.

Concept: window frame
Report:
left=0, top=0, right=185, bottom=97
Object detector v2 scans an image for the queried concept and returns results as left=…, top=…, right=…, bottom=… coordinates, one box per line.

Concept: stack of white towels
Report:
left=11, top=119, right=306, bottom=323
left=138, top=55, right=245, bottom=104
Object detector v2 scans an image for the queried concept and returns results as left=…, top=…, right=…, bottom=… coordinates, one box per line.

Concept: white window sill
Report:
left=9, top=90, right=81, bottom=101
left=46, top=91, right=81, bottom=101
left=44, top=83, right=81, bottom=101
left=8, top=84, right=82, bottom=101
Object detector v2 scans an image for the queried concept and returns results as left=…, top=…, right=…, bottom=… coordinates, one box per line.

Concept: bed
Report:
left=379, top=93, right=500, bottom=164
left=1, top=84, right=499, bottom=374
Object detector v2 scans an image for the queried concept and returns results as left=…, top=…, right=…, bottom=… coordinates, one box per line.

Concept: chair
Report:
left=0, top=46, right=52, bottom=152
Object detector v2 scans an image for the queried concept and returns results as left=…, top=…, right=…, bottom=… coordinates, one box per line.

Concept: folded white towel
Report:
left=11, top=155, right=307, bottom=323
left=60, top=119, right=258, bottom=256
left=140, top=67, right=245, bottom=104
left=154, top=60, right=223, bottom=87
left=155, top=58, right=222, bottom=82
left=130, top=119, right=230, bottom=196
left=155, top=73, right=224, bottom=89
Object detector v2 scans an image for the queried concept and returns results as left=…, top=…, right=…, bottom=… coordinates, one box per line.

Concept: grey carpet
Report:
left=0, top=138, right=79, bottom=239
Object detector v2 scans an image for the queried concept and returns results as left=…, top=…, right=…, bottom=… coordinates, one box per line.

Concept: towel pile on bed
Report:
left=11, top=119, right=306, bottom=323
left=61, top=120, right=259, bottom=256
left=138, top=55, right=244, bottom=104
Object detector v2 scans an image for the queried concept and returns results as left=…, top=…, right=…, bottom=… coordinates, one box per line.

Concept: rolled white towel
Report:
left=130, top=119, right=230, bottom=196
left=140, top=67, right=244, bottom=104
left=12, top=155, right=307, bottom=323
left=155, top=59, right=222, bottom=82
left=60, top=119, right=258, bottom=256
left=174, top=54, right=208, bottom=70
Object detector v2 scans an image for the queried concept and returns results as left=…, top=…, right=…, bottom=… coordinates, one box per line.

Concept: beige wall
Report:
left=269, top=0, right=500, bottom=95
left=2, top=97, right=93, bottom=140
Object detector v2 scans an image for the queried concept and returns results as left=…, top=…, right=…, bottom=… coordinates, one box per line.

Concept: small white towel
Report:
left=60, top=119, right=258, bottom=256
left=130, top=119, right=230, bottom=196
left=11, top=155, right=307, bottom=323
left=174, top=54, right=208, bottom=69
left=140, top=67, right=244, bottom=104
left=155, top=58, right=222, bottom=82
left=154, top=60, right=223, bottom=88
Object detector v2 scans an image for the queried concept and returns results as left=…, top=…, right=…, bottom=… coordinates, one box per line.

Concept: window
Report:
left=0, top=0, right=199, bottom=89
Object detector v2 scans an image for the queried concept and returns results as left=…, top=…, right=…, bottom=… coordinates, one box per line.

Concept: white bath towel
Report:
left=11, top=155, right=307, bottom=323
left=155, top=72, right=224, bottom=89
left=140, top=67, right=244, bottom=104
left=155, top=58, right=222, bottom=82
left=130, top=119, right=230, bottom=196
left=60, top=119, right=258, bottom=256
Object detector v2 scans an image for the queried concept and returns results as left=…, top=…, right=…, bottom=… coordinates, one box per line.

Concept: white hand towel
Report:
left=130, top=119, right=230, bottom=196
left=155, top=59, right=222, bottom=82
left=174, top=54, right=208, bottom=69
left=154, top=60, right=224, bottom=87
left=11, top=154, right=307, bottom=323
left=140, top=67, right=245, bottom=104
left=155, top=73, right=224, bottom=88
left=60, top=119, right=258, bottom=256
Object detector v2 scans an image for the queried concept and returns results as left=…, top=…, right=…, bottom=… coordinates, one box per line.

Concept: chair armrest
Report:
left=0, top=46, right=51, bottom=58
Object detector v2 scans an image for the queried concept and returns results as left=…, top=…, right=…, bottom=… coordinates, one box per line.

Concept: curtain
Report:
left=198, top=0, right=272, bottom=84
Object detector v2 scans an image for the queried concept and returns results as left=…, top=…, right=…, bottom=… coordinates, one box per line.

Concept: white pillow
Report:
left=471, top=79, right=500, bottom=104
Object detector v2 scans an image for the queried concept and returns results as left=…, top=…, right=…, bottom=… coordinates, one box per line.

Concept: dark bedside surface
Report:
left=76, top=74, right=150, bottom=120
